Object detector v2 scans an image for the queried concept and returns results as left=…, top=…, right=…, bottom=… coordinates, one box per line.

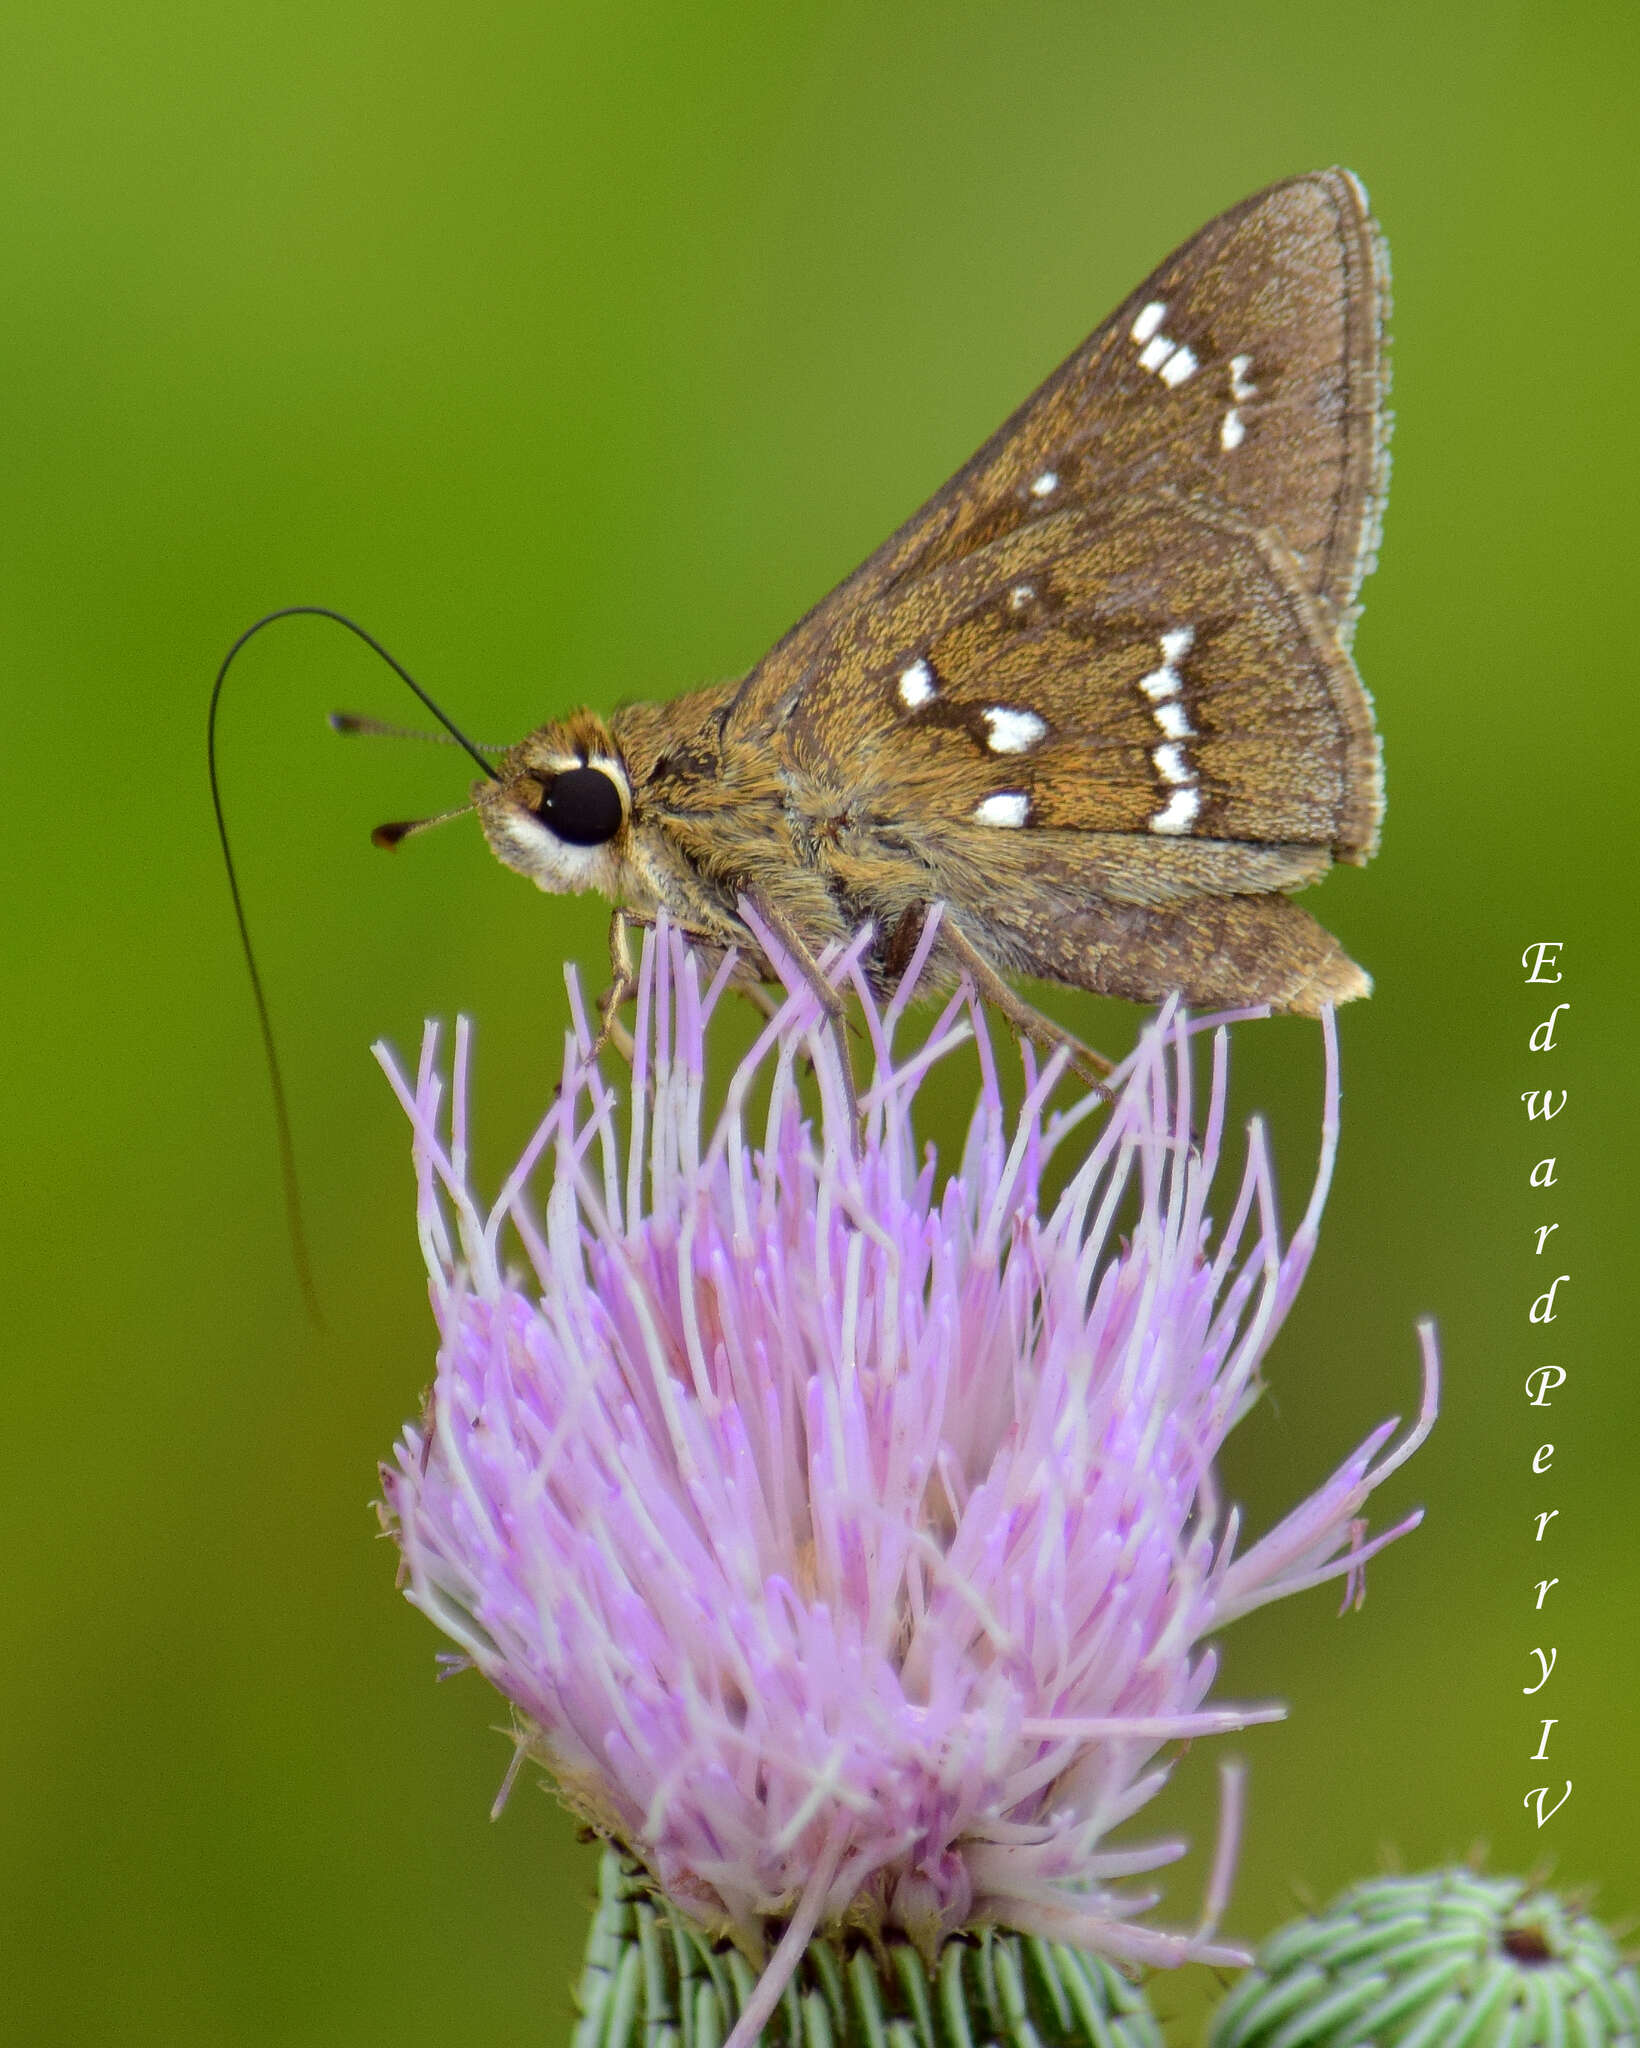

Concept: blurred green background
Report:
left=4, top=2, right=1635, bottom=2041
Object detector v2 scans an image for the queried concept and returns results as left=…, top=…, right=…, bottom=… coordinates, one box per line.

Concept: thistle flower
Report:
left=377, top=912, right=1436, bottom=2045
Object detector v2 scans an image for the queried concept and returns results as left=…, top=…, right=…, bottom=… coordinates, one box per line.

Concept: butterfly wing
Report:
left=728, top=165, right=1387, bottom=725
left=771, top=496, right=1378, bottom=853
left=711, top=170, right=1388, bottom=1012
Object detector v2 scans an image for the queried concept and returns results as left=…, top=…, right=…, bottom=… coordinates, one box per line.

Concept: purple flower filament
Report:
left=378, top=915, right=1436, bottom=2041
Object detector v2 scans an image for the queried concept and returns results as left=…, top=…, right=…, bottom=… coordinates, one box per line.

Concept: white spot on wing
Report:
left=983, top=706, right=1047, bottom=754
left=1030, top=469, right=1058, bottom=498
left=898, top=658, right=936, bottom=709
left=1006, top=582, right=1036, bottom=612
left=1221, top=356, right=1254, bottom=453
left=975, top=792, right=1030, bottom=829
left=1136, top=625, right=1202, bottom=829
left=1131, top=306, right=1198, bottom=392
left=1150, top=787, right=1201, bottom=834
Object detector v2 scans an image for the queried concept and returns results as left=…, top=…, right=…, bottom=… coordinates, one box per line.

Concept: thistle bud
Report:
left=1211, top=1870, right=1639, bottom=2048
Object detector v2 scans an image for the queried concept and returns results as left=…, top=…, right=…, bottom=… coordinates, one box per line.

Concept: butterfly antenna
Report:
left=329, top=709, right=507, bottom=750
left=371, top=806, right=473, bottom=849
left=206, top=606, right=501, bottom=1325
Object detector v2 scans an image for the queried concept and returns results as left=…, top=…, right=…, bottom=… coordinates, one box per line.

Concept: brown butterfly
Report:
left=465, top=168, right=1389, bottom=1075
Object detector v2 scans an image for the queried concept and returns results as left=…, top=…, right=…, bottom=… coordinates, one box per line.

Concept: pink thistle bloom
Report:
left=378, top=915, right=1436, bottom=2042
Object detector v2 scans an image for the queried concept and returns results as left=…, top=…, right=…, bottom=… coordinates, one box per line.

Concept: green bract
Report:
left=1211, top=1870, right=1639, bottom=2048
left=572, top=1849, right=1164, bottom=2048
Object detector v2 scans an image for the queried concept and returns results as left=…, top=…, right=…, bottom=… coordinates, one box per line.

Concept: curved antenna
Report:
left=210, top=606, right=500, bottom=779
left=206, top=606, right=499, bottom=1325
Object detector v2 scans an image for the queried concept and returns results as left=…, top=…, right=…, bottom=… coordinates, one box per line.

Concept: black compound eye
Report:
left=533, top=764, right=625, bottom=847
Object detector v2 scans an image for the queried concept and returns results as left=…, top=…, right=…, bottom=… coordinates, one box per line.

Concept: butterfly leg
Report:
left=935, top=917, right=1113, bottom=1095
left=597, top=908, right=793, bottom=1067
left=592, top=908, right=645, bottom=1064
left=738, top=887, right=863, bottom=1139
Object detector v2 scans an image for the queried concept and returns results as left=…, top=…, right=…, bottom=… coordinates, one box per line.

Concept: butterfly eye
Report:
left=532, top=764, right=625, bottom=847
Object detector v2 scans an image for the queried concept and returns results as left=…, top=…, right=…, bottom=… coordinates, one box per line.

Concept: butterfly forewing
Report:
left=780, top=496, right=1379, bottom=859
left=726, top=167, right=1388, bottom=754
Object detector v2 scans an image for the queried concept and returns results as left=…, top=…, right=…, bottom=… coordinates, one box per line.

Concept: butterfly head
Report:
left=474, top=713, right=632, bottom=896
